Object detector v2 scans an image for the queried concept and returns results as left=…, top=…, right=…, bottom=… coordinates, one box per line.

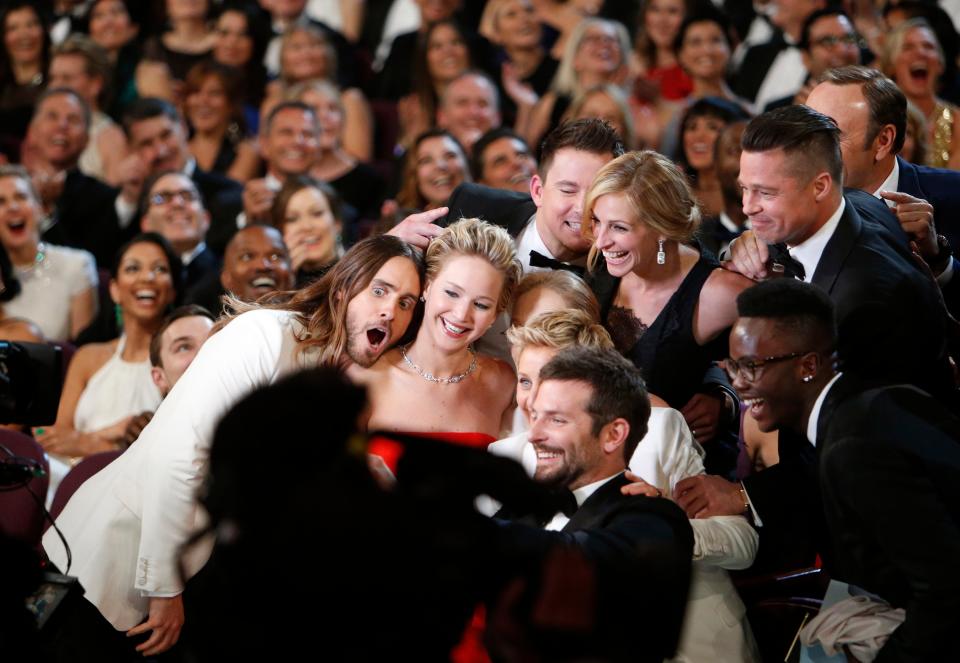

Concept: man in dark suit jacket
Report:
left=727, top=278, right=960, bottom=662
left=29, top=88, right=125, bottom=267
left=119, top=98, right=243, bottom=256
left=674, top=105, right=955, bottom=570
left=494, top=347, right=693, bottom=662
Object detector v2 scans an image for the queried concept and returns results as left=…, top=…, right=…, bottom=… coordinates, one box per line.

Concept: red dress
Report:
left=368, top=431, right=496, bottom=474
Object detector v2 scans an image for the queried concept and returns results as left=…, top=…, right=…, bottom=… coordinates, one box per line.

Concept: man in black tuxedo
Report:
left=494, top=346, right=693, bottom=662
left=674, top=105, right=954, bottom=567
left=805, top=66, right=959, bottom=312
left=727, top=278, right=960, bottom=662
left=31, top=88, right=124, bottom=268
left=139, top=171, right=220, bottom=294
left=117, top=99, right=243, bottom=256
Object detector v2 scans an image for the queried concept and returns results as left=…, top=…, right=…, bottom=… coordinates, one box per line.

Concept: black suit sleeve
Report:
left=821, top=435, right=960, bottom=662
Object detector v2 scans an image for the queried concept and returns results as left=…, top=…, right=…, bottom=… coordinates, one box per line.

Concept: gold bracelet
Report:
left=738, top=483, right=749, bottom=515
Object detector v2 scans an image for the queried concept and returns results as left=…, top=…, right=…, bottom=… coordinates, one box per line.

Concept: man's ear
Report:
left=799, top=351, right=823, bottom=382
left=600, top=417, right=629, bottom=456
left=151, top=366, right=170, bottom=393
left=874, top=124, right=897, bottom=162
left=530, top=173, right=544, bottom=207
left=812, top=171, right=833, bottom=202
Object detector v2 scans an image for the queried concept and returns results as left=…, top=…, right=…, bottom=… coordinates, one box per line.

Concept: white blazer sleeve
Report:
left=133, top=310, right=291, bottom=594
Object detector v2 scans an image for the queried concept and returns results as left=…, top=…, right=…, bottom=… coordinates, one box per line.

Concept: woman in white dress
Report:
left=0, top=165, right=96, bottom=342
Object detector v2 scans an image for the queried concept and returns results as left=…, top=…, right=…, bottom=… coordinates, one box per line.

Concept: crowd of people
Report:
left=1, top=0, right=959, bottom=661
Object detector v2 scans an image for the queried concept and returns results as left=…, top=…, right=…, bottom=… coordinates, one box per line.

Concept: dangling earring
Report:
left=802, top=375, right=813, bottom=383
left=657, top=239, right=666, bottom=265
left=114, top=303, right=124, bottom=331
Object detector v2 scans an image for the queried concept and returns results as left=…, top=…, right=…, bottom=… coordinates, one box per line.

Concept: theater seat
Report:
left=48, top=450, right=122, bottom=523
left=0, top=429, right=50, bottom=547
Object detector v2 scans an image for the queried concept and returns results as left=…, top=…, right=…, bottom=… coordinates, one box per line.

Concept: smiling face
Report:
left=804, top=14, right=860, bottom=79
left=153, top=314, right=214, bottom=395
left=142, top=173, right=210, bottom=254
left=281, top=185, right=340, bottom=268
left=301, top=88, right=343, bottom=151
left=49, top=54, right=101, bottom=107
left=729, top=316, right=807, bottom=432
left=221, top=225, right=292, bottom=301
left=281, top=29, right=328, bottom=82
left=90, top=0, right=137, bottom=52
left=529, top=378, right=605, bottom=489
left=422, top=254, right=504, bottom=352
left=531, top=147, right=611, bottom=262
left=426, top=23, right=469, bottom=85
left=591, top=192, right=655, bottom=278
left=415, top=134, right=468, bottom=207
left=438, top=74, right=501, bottom=151
left=4, top=7, right=43, bottom=66
left=515, top=344, right=556, bottom=422
left=0, top=175, right=41, bottom=256
left=185, top=74, right=230, bottom=133
left=129, top=114, right=190, bottom=174
left=645, top=0, right=685, bottom=49
left=345, top=256, right=421, bottom=367
left=261, top=107, right=320, bottom=178
left=678, top=20, right=729, bottom=82
left=739, top=148, right=822, bottom=246
left=32, top=92, right=88, bottom=170
left=110, top=241, right=176, bottom=323
left=479, top=135, right=536, bottom=192
left=892, top=25, right=943, bottom=99
left=683, top=112, right=725, bottom=173
left=574, top=22, right=623, bottom=77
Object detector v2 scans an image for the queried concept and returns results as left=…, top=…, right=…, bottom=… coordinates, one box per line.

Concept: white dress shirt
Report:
left=544, top=473, right=620, bottom=531
left=806, top=372, right=843, bottom=447
left=872, top=159, right=900, bottom=205
left=789, top=197, right=846, bottom=282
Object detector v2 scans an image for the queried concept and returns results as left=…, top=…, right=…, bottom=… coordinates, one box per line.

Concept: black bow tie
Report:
left=768, top=243, right=806, bottom=280
left=529, top=250, right=585, bottom=276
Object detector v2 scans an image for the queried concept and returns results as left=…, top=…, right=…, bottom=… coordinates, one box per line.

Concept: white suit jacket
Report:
left=43, top=310, right=311, bottom=630
left=488, top=407, right=761, bottom=663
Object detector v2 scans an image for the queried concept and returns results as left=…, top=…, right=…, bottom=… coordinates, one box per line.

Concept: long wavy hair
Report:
left=221, top=235, right=424, bottom=366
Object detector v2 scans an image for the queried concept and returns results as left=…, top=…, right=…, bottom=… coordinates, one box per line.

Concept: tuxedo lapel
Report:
left=562, top=473, right=629, bottom=532
left=811, top=202, right=862, bottom=294
left=896, top=156, right=926, bottom=200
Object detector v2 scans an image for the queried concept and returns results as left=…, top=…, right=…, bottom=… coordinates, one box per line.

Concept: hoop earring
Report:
left=657, top=239, right=666, bottom=265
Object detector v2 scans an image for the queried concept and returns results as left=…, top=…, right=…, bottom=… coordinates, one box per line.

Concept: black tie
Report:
left=768, top=243, right=806, bottom=280
left=529, top=250, right=585, bottom=276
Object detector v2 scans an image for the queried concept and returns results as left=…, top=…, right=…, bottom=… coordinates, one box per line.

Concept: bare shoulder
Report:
left=477, top=354, right=516, bottom=396
left=69, top=340, right=116, bottom=378
left=702, top=266, right=754, bottom=300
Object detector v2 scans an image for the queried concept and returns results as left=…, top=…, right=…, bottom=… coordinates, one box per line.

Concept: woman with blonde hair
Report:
left=881, top=17, right=960, bottom=169
left=586, top=150, right=752, bottom=456
left=490, top=307, right=760, bottom=663
left=511, top=269, right=600, bottom=327
left=352, top=218, right=522, bottom=469
left=565, top=83, right=638, bottom=149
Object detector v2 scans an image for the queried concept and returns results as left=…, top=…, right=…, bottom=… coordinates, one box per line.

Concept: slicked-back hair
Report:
left=741, top=105, right=843, bottom=184
left=819, top=65, right=906, bottom=154
left=471, top=127, right=531, bottom=181
left=538, top=346, right=651, bottom=461
left=149, top=304, right=215, bottom=367
left=736, top=279, right=837, bottom=353
left=538, top=118, right=625, bottom=178
left=263, top=100, right=319, bottom=135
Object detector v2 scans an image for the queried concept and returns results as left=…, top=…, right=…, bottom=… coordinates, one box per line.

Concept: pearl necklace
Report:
left=400, top=344, right=477, bottom=384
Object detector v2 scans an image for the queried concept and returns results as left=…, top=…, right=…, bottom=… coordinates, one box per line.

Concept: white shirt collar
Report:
left=181, top=241, right=207, bottom=266
left=515, top=214, right=587, bottom=274
left=183, top=156, right=197, bottom=178
left=788, top=197, right=845, bottom=282
left=265, top=173, right=283, bottom=192
left=872, top=159, right=900, bottom=206
left=572, top=472, right=622, bottom=506
left=806, top=372, right=843, bottom=446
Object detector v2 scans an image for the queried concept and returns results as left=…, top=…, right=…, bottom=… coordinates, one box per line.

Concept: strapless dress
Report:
left=368, top=431, right=496, bottom=474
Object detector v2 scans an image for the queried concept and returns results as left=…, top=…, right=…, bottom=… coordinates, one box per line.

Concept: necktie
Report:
left=529, top=250, right=585, bottom=276
left=768, top=243, right=806, bottom=280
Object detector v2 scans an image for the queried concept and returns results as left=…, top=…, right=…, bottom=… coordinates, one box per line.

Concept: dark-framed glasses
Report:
left=150, top=189, right=199, bottom=206
left=722, top=352, right=807, bottom=381
left=810, top=34, right=859, bottom=49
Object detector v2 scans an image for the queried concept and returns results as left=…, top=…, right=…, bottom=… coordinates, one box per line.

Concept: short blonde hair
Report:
left=513, top=271, right=600, bottom=322
left=583, top=150, right=701, bottom=270
left=426, top=217, right=522, bottom=314
left=880, top=18, right=944, bottom=81
left=506, top=309, right=613, bottom=357
left=552, top=18, right=631, bottom=97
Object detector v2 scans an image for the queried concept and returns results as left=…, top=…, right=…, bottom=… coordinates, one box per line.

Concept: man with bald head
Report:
left=184, top=225, right=293, bottom=315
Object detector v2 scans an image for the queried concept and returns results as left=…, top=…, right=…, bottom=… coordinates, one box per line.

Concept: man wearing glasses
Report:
left=677, top=105, right=953, bottom=569
left=139, top=171, right=218, bottom=293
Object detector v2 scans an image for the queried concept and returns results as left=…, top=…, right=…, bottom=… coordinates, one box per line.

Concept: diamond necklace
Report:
left=400, top=344, right=477, bottom=384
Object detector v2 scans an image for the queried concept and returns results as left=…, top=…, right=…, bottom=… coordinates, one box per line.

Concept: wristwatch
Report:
left=931, top=234, right=953, bottom=276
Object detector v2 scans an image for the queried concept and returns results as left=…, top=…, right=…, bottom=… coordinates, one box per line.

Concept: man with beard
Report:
left=42, top=233, right=426, bottom=661
left=494, top=346, right=694, bottom=662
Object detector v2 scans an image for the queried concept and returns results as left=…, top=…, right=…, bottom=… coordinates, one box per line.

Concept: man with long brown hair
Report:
left=42, top=233, right=425, bottom=661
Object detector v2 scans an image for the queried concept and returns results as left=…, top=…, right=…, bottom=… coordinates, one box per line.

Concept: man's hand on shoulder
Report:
left=386, top=206, right=448, bottom=249
left=673, top=474, right=746, bottom=519
left=721, top=231, right=770, bottom=281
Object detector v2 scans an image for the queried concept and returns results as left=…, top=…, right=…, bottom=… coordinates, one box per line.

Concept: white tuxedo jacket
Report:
left=43, top=310, right=311, bottom=630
